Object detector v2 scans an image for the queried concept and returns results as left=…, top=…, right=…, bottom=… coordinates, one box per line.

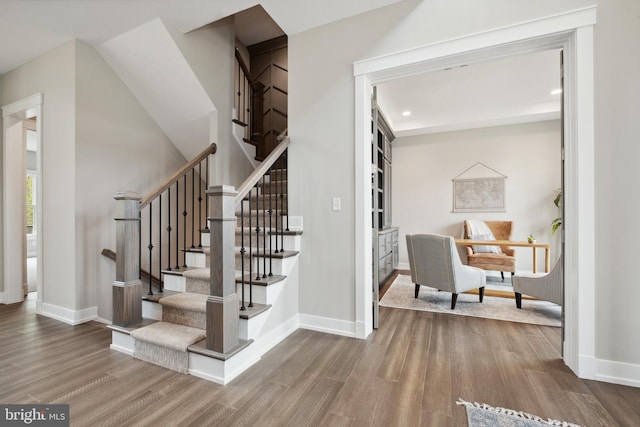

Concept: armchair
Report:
left=406, top=234, right=486, bottom=309
left=463, top=220, right=516, bottom=280
left=513, top=254, right=563, bottom=308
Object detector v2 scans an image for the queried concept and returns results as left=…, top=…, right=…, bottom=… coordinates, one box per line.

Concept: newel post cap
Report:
left=114, top=191, right=141, bottom=201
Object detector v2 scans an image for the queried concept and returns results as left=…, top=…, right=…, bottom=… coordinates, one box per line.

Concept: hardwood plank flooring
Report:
left=1, top=294, right=639, bottom=426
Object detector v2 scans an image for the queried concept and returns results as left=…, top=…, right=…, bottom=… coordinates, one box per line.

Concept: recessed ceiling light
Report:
left=550, top=89, right=563, bottom=95
left=402, top=111, right=411, bottom=117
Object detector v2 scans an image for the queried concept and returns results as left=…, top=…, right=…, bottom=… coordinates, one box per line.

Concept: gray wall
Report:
left=289, top=0, right=640, bottom=373
left=3, top=41, right=77, bottom=310
left=170, top=16, right=254, bottom=189
left=74, top=40, right=187, bottom=320
left=1, top=40, right=187, bottom=320
left=593, top=0, right=640, bottom=366
left=393, top=121, right=562, bottom=273
left=0, top=72, right=3, bottom=295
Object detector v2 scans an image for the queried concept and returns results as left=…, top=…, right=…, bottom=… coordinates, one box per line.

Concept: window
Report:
left=26, top=172, right=36, bottom=235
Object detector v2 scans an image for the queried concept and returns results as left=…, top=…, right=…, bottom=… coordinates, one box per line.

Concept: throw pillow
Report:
left=466, top=220, right=502, bottom=254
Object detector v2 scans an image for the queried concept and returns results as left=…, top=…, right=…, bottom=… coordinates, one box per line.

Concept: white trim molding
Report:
left=298, top=313, right=357, bottom=338
left=594, top=358, right=640, bottom=388
left=39, top=303, right=98, bottom=326
left=354, top=7, right=600, bottom=384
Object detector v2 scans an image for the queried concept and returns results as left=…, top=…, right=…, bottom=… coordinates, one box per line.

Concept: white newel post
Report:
left=206, top=185, right=240, bottom=353
left=113, top=191, right=142, bottom=326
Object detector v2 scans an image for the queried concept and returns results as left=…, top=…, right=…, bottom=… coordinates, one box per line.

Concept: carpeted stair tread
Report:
left=130, top=321, right=206, bottom=373
left=130, top=321, right=205, bottom=352
left=159, top=292, right=207, bottom=312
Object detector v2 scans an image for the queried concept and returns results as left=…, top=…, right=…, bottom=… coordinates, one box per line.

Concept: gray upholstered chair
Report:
left=513, top=254, right=563, bottom=308
left=406, top=234, right=486, bottom=309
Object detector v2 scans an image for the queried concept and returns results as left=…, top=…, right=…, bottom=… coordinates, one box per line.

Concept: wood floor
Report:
left=1, top=294, right=639, bottom=427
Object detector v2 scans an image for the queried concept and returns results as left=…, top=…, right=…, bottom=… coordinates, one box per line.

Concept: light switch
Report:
left=332, top=197, right=341, bottom=211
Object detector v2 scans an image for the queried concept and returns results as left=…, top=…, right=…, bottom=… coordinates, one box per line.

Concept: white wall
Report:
left=75, top=40, right=187, bottom=320
left=289, top=0, right=592, bottom=328
left=0, top=72, right=3, bottom=296
left=169, top=17, right=254, bottom=189
left=3, top=42, right=77, bottom=311
left=594, top=0, right=640, bottom=368
left=392, top=121, right=561, bottom=274
left=289, top=0, right=640, bottom=384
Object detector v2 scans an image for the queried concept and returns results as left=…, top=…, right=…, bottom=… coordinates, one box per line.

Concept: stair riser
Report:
left=236, top=278, right=285, bottom=306
left=237, top=214, right=287, bottom=229
left=163, top=307, right=206, bottom=329
left=242, top=194, right=287, bottom=208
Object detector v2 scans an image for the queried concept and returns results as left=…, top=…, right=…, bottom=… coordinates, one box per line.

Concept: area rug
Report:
left=380, top=275, right=561, bottom=327
left=457, top=399, right=583, bottom=426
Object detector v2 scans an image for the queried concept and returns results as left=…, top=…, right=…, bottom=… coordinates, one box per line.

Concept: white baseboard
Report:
left=0, top=291, right=4, bottom=304
left=594, top=357, right=640, bottom=388
left=298, top=313, right=356, bottom=338
left=397, top=262, right=409, bottom=271
left=39, top=302, right=98, bottom=325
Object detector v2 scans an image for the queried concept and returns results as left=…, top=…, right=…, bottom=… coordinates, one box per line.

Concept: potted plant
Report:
left=527, top=234, right=536, bottom=244
left=552, top=189, right=562, bottom=234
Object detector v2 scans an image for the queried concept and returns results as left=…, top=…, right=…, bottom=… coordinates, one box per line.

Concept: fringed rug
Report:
left=380, top=275, right=561, bottom=327
left=457, top=399, right=584, bottom=426
left=130, top=321, right=206, bottom=373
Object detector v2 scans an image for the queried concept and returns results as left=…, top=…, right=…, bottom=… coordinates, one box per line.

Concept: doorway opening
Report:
left=2, top=94, right=43, bottom=307
left=373, top=48, right=564, bottom=335
left=354, top=10, right=596, bottom=379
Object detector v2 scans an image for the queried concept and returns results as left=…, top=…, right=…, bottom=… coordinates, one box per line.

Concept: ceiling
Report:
left=0, top=0, right=561, bottom=137
left=0, top=0, right=403, bottom=75
left=376, top=49, right=563, bottom=137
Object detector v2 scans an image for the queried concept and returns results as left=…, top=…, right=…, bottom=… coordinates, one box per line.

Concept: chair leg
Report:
left=414, top=284, right=420, bottom=298
left=451, top=293, right=458, bottom=309
left=501, top=271, right=505, bottom=281
left=515, top=292, right=522, bottom=309
left=479, top=286, right=485, bottom=303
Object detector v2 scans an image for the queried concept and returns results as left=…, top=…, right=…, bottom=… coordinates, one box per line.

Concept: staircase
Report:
left=109, top=139, right=301, bottom=384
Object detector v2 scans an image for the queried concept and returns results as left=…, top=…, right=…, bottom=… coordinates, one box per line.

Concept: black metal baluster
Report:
left=284, top=151, right=289, bottom=233
left=191, top=169, right=195, bottom=249
left=205, top=157, right=209, bottom=231
left=272, top=165, right=279, bottom=254
left=158, top=194, right=163, bottom=292
left=255, top=184, right=261, bottom=281
left=148, top=202, right=153, bottom=295
left=138, top=209, right=142, bottom=292
left=240, top=200, right=246, bottom=311
left=198, top=162, right=202, bottom=248
left=248, top=188, right=253, bottom=308
left=183, top=175, right=187, bottom=268
left=262, top=175, right=267, bottom=278
left=268, top=167, right=273, bottom=276
left=174, top=181, right=180, bottom=270
left=279, top=155, right=285, bottom=252
left=166, top=186, right=172, bottom=271
left=237, top=62, right=242, bottom=123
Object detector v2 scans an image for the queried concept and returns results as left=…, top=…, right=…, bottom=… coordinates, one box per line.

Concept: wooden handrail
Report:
left=235, top=48, right=258, bottom=89
left=140, top=143, right=217, bottom=209
left=235, top=135, right=289, bottom=204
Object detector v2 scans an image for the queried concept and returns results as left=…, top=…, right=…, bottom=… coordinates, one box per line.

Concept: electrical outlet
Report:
left=332, top=197, right=341, bottom=211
